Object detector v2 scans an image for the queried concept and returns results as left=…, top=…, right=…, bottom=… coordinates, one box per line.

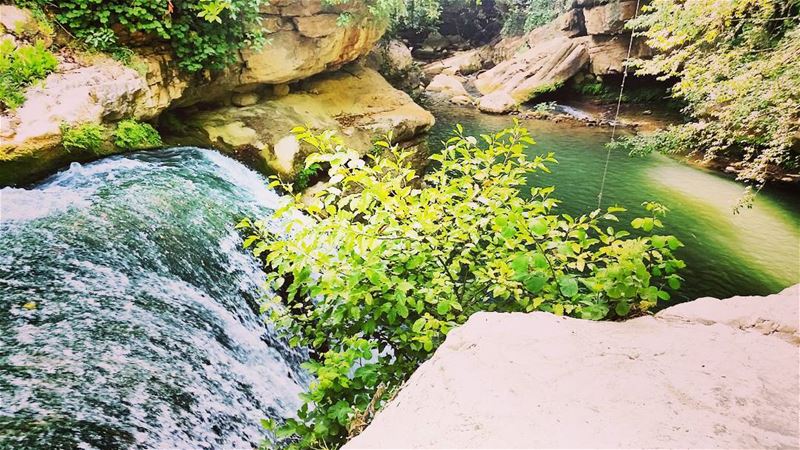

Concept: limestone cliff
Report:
left=346, top=285, right=800, bottom=448
left=0, top=2, right=433, bottom=185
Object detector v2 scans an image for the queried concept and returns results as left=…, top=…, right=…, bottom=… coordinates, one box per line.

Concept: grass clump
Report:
left=0, top=38, right=58, bottom=109
left=61, top=122, right=105, bottom=153
left=113, top=120, right=162, bottom=150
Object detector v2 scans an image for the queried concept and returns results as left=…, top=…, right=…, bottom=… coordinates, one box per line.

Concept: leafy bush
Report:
left=293, top=162, right=323, bottom=191
left=113, top=120, right=162, bottom=150
left=627, top=0, right=800, bottom=183
left=0, top=38, right=58, bottom=109
left=25, top=0, right=265, bottom=73
left=61, top=122, right=105, bottom=153
left=575, top=78, right=608, bottom=97
left=240, top=123, right=684, bottom=449
left=533, top=101, right=556, bottom=112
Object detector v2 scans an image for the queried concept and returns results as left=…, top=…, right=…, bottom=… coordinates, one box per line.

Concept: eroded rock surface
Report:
left=0, top=1, right=388, bottom=184
left=475, top=37, right=588, bottom=113
left=177, top=66, right=435, bottom=178
left=346, top=285, right=800, bottom=449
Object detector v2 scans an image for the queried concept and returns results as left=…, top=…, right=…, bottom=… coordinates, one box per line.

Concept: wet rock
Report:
left=422, top=49, right=486, bottom=77
left=0, top=1, right=386, bottom=185
left=449, top=95, right=475, bottom=107
left=477, top=91, right=517, bottom=114
left=346, top=285, right=800, bottom=449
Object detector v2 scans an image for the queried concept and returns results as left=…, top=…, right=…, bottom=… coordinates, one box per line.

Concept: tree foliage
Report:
left=498, top=0, right=566, bottom=35
left=622, top=0, right=800, bottom=183
left=239, top=124, right=684, bottom=449
left=23, top=0, right=265, bottom=72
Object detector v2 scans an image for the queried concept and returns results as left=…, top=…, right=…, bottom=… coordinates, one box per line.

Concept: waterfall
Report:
left=0, top=148, right=307, bottom=449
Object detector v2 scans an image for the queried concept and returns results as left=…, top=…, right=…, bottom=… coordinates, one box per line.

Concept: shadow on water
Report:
left=428, top=104, right=800, bottom=303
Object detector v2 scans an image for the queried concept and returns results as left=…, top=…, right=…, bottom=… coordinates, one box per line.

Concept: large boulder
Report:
left=346, top=285, right=800, bottom=448
left=422, top=49, right=487, bottom=77
left=474, top=37, right=588, bottom=113
left=382, top=40, right=414, bottom=71
left=178, top=66, right=435, bottom=179
left=583, top=0, right=639, bottom=35
left=426, top=74, right=470, bottom=98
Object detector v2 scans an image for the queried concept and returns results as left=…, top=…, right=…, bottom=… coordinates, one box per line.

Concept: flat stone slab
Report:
left=346, top=285, right=800, bottom=449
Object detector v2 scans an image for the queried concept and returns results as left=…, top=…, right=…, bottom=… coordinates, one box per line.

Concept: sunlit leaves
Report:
left=240, top=123, right=685, bottom=449
left=626, top=0, right=800, bottom=184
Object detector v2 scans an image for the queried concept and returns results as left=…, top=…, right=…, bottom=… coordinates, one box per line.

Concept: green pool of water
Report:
left=429, top=104, right=800, bottom=303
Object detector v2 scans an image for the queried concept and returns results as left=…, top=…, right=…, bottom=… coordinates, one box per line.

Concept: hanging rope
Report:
left=596, top=0, right=642, bottom=210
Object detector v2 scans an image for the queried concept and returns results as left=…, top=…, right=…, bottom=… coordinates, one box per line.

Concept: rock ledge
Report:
left=346, top=285, right=800, bottom=449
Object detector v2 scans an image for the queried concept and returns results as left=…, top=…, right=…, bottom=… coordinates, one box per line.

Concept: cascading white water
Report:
left=0, top=148, right=307, bottom=449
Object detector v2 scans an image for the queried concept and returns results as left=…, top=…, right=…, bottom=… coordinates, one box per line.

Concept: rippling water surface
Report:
left=0, top=149, right=307, bottom=449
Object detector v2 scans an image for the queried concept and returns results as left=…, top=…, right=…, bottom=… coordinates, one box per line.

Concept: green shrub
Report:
left=61, top=122, right=105, bottom=153
left=24, top=0, right=265, bottom=73
left=576, top=78, right=609, bottom=97
left=0, top=38, right=58, bottom=109
left=293, top=162, right=323, bottom=191
left=240, top=123, right=684, bottom=449
left=113, top=120, right=162, bottom=150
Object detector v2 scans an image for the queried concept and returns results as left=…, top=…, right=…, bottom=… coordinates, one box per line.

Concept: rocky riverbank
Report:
left=346, top=285, right=800, bottom=449
left=0, top=2, right=433, bottom=185
left=418, top=0, right=652, bottom=114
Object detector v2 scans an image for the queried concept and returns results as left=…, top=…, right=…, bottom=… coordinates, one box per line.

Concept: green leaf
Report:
left=510, top=254, right=530, bottom=274
left=396, top=302, right=409, bottom=319
left=532, top=253, right=548, bottom=269
left=558, top=277, right=579, bottom=298
left=530, top=218, right=548, bottom=236
left=615, top=301, right=630, bottom=317
left=523, top=274, right=546, bottom=293
left=412, top=317, right=426, bottom=333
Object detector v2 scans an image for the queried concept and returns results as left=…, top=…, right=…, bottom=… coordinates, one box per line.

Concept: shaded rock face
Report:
left=0, top=1, right=387, bottom=185
left=176, top=66, right=435, bottom=178
left=346, top=285, right=800, bottom=449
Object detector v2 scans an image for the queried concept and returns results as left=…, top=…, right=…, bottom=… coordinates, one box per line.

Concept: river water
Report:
left=0, top=149, right=307, bottom=449
left=1, top=109, right=798, bottom=448
left=429, top=104, right=800, bottom=303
